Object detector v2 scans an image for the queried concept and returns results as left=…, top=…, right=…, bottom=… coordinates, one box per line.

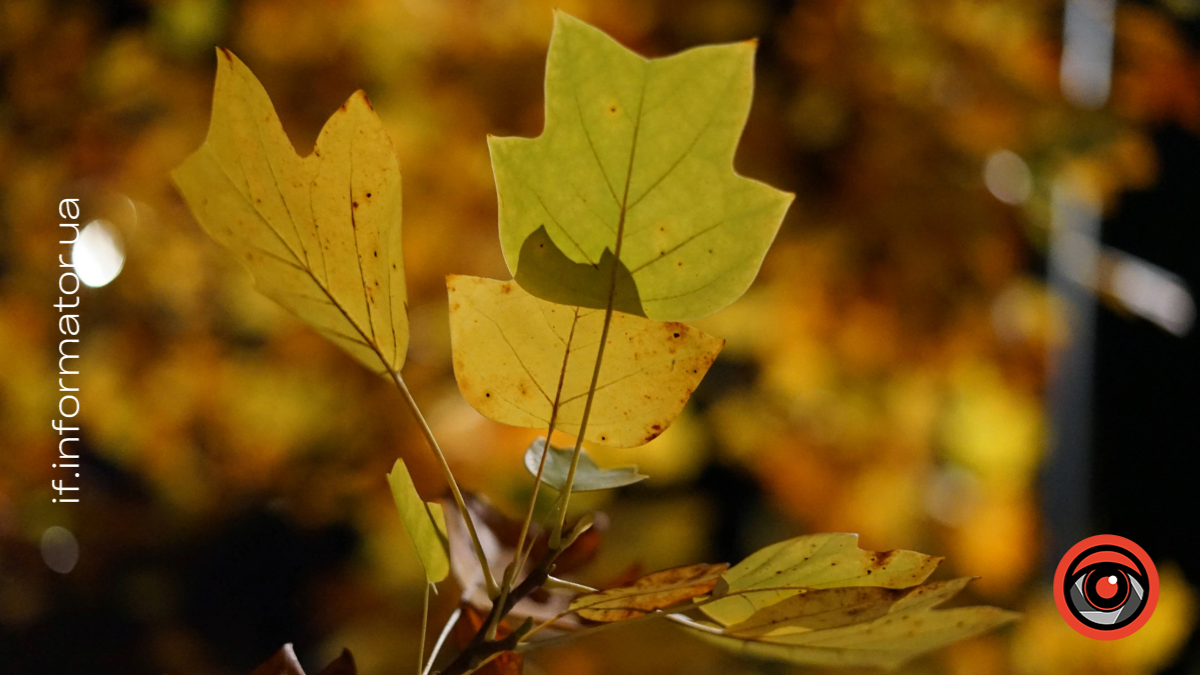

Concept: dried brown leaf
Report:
left=570, top=563, right=730, bottom=622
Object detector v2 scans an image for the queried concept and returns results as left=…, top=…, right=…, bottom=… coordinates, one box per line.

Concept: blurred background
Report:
left=1, top=0, right=1198, bottom=673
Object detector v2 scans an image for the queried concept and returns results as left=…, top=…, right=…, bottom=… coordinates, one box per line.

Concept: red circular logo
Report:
left=1053, top=534, right=1158, bottom=640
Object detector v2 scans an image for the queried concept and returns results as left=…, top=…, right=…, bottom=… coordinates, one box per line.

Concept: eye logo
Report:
left=1054, top=534, right=1158, bottom=639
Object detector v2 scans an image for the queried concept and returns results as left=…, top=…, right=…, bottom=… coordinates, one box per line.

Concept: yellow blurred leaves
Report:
left=1013, top=565, right=1196, bottom=675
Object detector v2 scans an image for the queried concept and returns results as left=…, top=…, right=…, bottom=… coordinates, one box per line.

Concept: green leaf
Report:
left=523, top=438, right=648, bottom=492
left=447, top=275, right=723, bottom=448
left=172, top=49, right=408, bottom=376
left=386, top=459, right=450, bottom=583
left=569, top=563, right=729, bottom=622
left=490, top=12, right=793, bottom=321
left=701, top=533, right=942, bottom=626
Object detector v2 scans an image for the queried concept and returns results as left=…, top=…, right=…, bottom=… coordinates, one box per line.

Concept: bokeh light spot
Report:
left=40, top=526, right=80, bottom=574
left=984, top=150, right=1033, bottom=205
left=72, top=219, right=125, bottom=288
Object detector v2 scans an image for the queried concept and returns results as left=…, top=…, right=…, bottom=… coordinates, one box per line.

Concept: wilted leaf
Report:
left=387, top=459, right=450, bottom=583
left=452, top=605, right=525, bottom=675
left=490, top=13, right=793, bottom=321
left=702, top=533, right=942, bottom=626
left=445, top=496, right=592, bottom=628
left=524, top=437, right=648, bottom=492
left=447, top=275, right=722, bottom=448
left=570, top=563, right=729, bottom=622
left=173, top=49, right=408, bottom=376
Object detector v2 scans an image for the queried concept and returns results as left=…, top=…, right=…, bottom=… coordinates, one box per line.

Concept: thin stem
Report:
left=550, top=247, right=622, bottom=544
left=417, top=583, right=431, bottom=675
left=422, top=606, right=461, bottom=675
left=551, top=76, right=645, bottom=545
left=510, top=311, right=579, bottom=577
left=390, top=370, right=498, bottom=597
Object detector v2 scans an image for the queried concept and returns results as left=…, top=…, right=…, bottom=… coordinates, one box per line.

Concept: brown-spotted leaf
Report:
left=570, top=563, right=729, bottom=622
left=724, top=577, right=977, bottom=638
left=172, top=49, right=408, bottom=377
left=447, top=275, right=722, bottom=448
left=725, top=586, right=908, bottom=636
left=692, top=602, right=1019, bottom=670
left=702, top=533, right=942, bottom=626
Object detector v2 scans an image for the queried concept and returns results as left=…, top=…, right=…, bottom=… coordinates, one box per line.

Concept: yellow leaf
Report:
left=570, top=563, right=729, bottom=622
left=702, top=533, right=942, bottom=626
left=694, top=602, right=1019, bottom=669
left=172, top=49, right=408, bottom=376
left=447, top=275, right=723, bottom=448
left=725, top=577, right=974, bottom=637
left=386, top=459, right=450, bottom=584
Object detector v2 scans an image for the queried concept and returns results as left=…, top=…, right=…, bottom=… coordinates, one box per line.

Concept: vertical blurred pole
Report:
left=1044, top=180, right=1102, bottom=566
left=1043, top=0, right=1116, bottom=569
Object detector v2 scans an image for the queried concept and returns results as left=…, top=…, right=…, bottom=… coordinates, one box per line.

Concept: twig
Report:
left=417, top=583, right=431, bottom=675
left=422, top=606, right=461, bottom=675
left=390, top=370, right=498, bottom=597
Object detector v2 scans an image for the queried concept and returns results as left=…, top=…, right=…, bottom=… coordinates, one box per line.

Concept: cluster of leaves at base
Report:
left=571, top=533, right=1018, bottom=669
left=172, top=10, right=1018, bottom=672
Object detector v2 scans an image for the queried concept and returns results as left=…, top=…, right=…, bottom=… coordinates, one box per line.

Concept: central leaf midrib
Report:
left=216, top=144, right=395, bottom=376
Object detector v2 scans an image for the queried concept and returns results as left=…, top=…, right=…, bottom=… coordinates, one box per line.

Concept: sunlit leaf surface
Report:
left=447, top=275, right=722, bottom=447
left=702, top=533, right=942, bottom=626
left=386, top=459, right=450, bottom=583
left=172, top=49, right=408, bottom=376
left=491, top=13, right=793, bottom=321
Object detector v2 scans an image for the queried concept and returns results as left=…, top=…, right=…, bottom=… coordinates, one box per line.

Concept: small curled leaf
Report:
left=523, top=438, right=648, bottom=492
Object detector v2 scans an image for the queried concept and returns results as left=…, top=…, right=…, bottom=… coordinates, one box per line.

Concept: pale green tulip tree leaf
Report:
left=523, top=437, right=648, bottom=492
left=172, top=49, right=408, bottom=376
left=386, top=459, right=450, bottom=583
left=447, top=275, right=723, bottom=448
left=701, top=533, right=942, bottom=626
left=491, top=13, right=793, bottom=321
